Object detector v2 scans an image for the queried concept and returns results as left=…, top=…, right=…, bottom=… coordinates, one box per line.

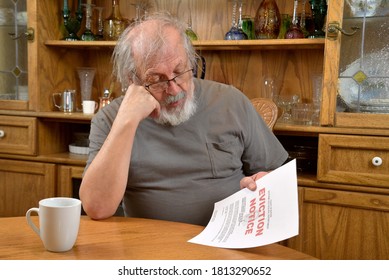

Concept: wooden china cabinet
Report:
left=0, top=0, right=388, bottom=259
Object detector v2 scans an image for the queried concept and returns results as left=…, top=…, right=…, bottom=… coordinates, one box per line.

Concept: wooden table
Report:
left=0, top=216, right=315, bottom=260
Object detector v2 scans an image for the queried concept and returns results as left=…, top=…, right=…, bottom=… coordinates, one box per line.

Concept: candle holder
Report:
left=62, top=0, right=83, bottom=41
left=81, top=3, right=95, bottom=41
left=225, top=0, right=248, bottom=40
left=94, top=7, right=105, bottom=40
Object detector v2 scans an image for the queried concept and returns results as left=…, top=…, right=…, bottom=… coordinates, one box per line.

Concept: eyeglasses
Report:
left=144, top=69, right=193, bottom=94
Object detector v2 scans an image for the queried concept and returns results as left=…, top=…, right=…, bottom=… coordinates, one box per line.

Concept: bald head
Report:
left=129, top=20, right=184, bottom=72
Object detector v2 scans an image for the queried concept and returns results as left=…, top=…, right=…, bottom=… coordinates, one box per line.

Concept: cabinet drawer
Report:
left=318, top=134, right=389, bottom=188
left=0, top=116, right=37, bottom=155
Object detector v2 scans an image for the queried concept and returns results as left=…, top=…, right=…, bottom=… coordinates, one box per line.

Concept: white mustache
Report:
left=162, top=91, right=186, bottom=105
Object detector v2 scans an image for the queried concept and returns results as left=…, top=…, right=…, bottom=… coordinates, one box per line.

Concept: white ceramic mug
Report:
left=26, top=197, right=82, bottom=252
left=82, top=100, right=97, bottom=114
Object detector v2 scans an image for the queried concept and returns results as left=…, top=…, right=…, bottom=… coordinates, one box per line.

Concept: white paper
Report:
left=188, top=159, right=299, bottom=248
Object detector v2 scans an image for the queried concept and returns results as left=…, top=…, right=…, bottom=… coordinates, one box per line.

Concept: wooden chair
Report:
left=250, top=98, right=279, bottom=130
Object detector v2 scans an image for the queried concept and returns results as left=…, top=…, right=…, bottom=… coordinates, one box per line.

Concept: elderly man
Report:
left=80, top=13, right=288, bottom=226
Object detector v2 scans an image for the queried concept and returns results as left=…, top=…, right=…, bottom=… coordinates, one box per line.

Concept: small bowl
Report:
left=69, top=144, right=89, bottom=155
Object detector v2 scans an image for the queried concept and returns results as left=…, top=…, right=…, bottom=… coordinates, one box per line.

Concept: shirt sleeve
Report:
left=239, top=93, right=289, bottom=175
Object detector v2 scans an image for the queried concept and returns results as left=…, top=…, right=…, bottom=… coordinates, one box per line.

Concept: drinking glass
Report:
left=277, top=95, right=300, bottom=123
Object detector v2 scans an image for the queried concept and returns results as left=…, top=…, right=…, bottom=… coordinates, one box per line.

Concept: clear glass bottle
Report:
left=254, top=0, right=281, bottom=39
left=103, top=0, right=126, bottom=41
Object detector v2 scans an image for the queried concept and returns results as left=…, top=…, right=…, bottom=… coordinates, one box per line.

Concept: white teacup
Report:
left=82, top=100, right=97, bottom=114
left=26, top=197, right=82, bottom=252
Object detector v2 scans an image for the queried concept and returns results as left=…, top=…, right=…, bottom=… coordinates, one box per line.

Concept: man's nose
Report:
left=166, top=79, right=181, bottom=94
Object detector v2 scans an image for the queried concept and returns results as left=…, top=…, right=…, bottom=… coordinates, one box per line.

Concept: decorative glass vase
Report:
left=77, top=67, right=96, bottom=102
left=254, top=0, right=281, bottom=39
left=185, top=12, right=199, bottom=41
left=225, top=0, right=248, bottom=40
left=104, top=0, right=126, bottom=41
left=285, top=0, right=304, bottom=39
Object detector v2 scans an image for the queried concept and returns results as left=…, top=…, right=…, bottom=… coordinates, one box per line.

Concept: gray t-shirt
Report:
left=86, top=79, right=288, bottom=225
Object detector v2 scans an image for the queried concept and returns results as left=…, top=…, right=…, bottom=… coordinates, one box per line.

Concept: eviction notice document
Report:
left=188, top=159, right=298, bottom=248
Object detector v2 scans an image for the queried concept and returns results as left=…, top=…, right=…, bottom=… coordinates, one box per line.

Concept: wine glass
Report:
left=277, top=95, right=300, bottom=123
left=277, top=97, right=293, bottom=122
left=225, top=0, right=248, bottom=40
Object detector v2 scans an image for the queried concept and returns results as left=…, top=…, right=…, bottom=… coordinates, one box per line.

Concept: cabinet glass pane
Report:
left=0, top=0, right=27, bottom=101
left=337, top=0, right=389, bottom=113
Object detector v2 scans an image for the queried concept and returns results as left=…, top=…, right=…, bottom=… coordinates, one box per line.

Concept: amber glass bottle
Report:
left=103, top=0, right=126, bottom=40
left=254, top=0, right=281, bottom=39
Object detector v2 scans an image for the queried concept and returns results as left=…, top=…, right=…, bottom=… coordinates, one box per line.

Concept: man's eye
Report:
left=147, top=77, right=162, bottom=84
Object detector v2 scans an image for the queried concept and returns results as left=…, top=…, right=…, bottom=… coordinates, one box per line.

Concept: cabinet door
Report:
left=0, top=0, right=37, bottom=111
left=322, top=0, right=389, bottom=129
left=0, top=159, right=55, bottom=217
left=57, top=165, right=84, bottom=197
left=297, top=187, right=389, bottom=259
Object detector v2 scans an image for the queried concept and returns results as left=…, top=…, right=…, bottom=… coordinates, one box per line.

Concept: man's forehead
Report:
left=131, top=25, right=186, bottom=72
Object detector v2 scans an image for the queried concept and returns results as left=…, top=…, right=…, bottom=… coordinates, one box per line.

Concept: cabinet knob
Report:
left=372, top=157, right=383, bottom=167
left=0, top=130, right=4, bottom=138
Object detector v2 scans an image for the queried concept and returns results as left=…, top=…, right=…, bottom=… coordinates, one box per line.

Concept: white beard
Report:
left=154, top=90, right=197, bottom=126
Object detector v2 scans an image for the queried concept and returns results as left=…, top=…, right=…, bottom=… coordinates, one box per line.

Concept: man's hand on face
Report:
left=120, top=84, right=161, bottom=122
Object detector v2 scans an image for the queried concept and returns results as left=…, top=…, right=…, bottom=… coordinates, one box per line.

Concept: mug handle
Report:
left=26, top=208, right=40, bottom=236
left=52, top=93, right=61, bottom=110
